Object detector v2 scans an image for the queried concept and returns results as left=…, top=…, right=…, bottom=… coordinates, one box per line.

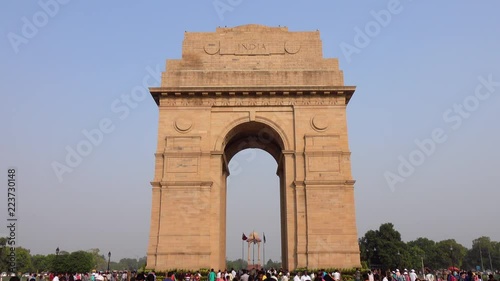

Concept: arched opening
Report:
left=221, top=121, right=286, bottom=269
left=226, top=149, right=281, bottom=268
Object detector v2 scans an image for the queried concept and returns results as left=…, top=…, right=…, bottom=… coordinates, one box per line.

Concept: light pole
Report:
left=55, top=247, right=60, bottom=273
left=107, top=251, right=111, bottom=271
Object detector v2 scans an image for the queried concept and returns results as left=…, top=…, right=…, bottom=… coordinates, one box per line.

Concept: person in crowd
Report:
left=313, top=272, right=322, bottom=281
left=301, top=272, right=311, bottom=281
left=355, top=269, right=361, bottom=281
left=369, top=271, right=375, bottom=281
left=293, top=272, right=301, bottom=281
left=162, top=272, right=172, bottom=281
left=135, top=273, right=144, bottom=281
left=209, top=270, right=216, bottom=281
left=241, top=270, right=249, bottom=281
left=410, top=270, right=417, bottom=281
left=334, top=271, right=341, bottom=281
left=363, top=273, right=370, bottom=281
left=425, top=269, right=435, bottom=281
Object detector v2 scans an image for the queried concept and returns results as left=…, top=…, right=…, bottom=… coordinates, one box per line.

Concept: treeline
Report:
left=0, top=239, right=146, bottom=273
left=360, top=223, right=499, bottom=271
left=226, top=259, right=282, bottom=270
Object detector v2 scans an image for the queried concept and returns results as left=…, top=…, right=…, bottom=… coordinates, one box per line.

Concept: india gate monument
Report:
left=146, top=24, right=361, bottom=270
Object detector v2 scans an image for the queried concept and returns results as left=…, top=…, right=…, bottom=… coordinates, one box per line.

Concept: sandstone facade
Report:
left=147, top=24, right=361, bottom=270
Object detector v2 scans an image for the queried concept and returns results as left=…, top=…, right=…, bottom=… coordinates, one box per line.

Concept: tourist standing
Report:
left=209, top=270, right=216, bottom=281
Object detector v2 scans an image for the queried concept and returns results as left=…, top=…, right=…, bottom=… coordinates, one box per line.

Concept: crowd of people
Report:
left=5, top=268, right=499, bottom=281
left=356, top=268, right=498, bottom=281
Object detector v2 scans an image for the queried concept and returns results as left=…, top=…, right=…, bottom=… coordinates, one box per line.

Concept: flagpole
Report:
left=253, top=241, right=255, bottom=266
left=263, top=242, right=265, bottom=268
left=263, top=232, right=266, bottom=269
left=241, top=238, right=244, bottom=270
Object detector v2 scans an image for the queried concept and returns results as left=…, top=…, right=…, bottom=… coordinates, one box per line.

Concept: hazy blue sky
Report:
left=1, top=1, right=500, bottom=264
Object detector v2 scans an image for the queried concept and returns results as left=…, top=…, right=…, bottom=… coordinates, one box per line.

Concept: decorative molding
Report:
left=159, top=95, right=342, bottom=107
left=150, top=87, right=356, bottom=106
left=303, top=151, right=350, bottom=156
left=159, top=181, right=213, bottom=188
left=155, top=251, right=211, bottom=255
left=302, top=180, right=356, bottom=186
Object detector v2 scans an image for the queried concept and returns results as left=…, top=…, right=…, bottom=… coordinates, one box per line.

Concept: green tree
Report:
left=0, top=237, right=7, bottom=272
left=265, top=259, right=281, bottom=269
left=226, top=259, right=248, bottom=270
left=359, top=223, right=407, bottom=270
left=87, top=249, right=107, bottom=271
left=118, top=258, right=139, bottom=271
left=138, top=256, right=147, bottom=271
left=51, top=252, right=70, bottom=273
left=406, top=245, right=425, bottom=271
left=32, top=254, right=50, bottom=272
left=463, top=237, right=497, bottom=271
left=67, top=251, right=94, bottom=272
left=16, top=247, right=34, bottom=273
left=434, top=239, right=467, bottom=269
left=50, top=250, right=95, bottom=273
left=407, top=238, right=438, bottom=270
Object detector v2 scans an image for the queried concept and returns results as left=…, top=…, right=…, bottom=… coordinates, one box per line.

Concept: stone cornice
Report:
left=293, top=180, right=356, bottom=187
left=154, top=181, right=214, bottom=188
left=150, top=86, right=355, bottom=106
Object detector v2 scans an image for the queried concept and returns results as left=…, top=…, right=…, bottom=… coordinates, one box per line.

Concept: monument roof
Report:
left=150, top=25, right=355, bottom=105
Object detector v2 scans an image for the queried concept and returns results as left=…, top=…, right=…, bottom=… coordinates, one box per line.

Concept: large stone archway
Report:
left=146, top=24, right=361, bottom=270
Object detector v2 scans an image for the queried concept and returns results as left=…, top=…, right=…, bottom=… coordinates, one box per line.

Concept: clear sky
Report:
left=1, top=1, right=500, bottom=264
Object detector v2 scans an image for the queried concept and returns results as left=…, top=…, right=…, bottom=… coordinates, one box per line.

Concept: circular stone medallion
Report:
left=285, top=41, right=301, bottom=54
left=204, top=42, right=220, bottom=55
left=311, top=114, right=330, bottom=131
left=174, top=117, right=193, bottom=133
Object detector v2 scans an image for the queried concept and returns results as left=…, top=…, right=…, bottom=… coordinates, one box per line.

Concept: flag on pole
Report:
left=242, top=233, right=248, bottom=241
left=263, top=232, right=266, bottom=243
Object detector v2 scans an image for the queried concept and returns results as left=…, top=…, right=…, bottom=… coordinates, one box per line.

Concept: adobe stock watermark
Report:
left=385, top=74, right=500, bottom=191
left=51, top=65, right=162, bottom=183
left=340, top=0, right=413, bottom=63
left=213, top=0, right=244, bottom=21
left=7, top=0, right=72, bottom=54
